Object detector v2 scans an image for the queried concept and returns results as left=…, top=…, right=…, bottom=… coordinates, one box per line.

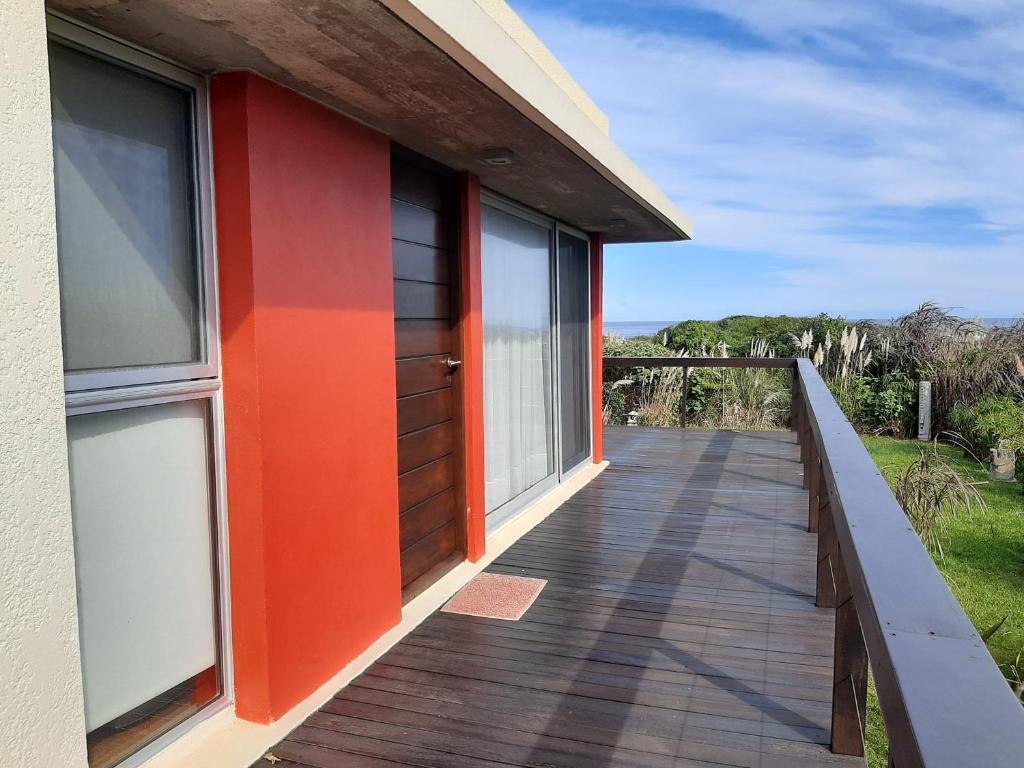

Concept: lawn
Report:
left=861, top=436, right=1024, bottom=766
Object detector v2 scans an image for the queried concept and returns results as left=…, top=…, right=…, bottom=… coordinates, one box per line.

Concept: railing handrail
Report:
left=604, top=356, right=796, bottom=369
left=795, top=357, right=1024, bottom=767
left=600, top=354, right=1024, bottom=767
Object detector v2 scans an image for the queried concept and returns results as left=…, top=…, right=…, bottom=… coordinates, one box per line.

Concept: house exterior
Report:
left=0, top=2, right=692, bottom=767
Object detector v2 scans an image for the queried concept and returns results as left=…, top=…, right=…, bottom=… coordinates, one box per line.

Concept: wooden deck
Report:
left=256, top=427, right=862, bottom=768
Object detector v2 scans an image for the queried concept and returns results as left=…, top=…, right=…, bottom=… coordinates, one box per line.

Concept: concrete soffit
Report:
left=48, top=0, right=693, bottom=243
left=378, top=0, right=694, bottom=242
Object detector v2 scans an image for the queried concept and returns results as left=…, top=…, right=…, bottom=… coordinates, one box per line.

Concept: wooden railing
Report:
left=603, top=356, right=1024, bottom=767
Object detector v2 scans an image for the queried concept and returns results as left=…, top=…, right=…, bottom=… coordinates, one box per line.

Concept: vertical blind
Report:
left=482, top=205, right=555, bottom=515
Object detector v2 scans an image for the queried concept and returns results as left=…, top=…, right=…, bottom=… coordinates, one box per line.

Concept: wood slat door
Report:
left=392, top=153, right=465, bottom=593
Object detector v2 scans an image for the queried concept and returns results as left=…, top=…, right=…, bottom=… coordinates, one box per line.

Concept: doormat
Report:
left=441, top=572, right=547, bottom=621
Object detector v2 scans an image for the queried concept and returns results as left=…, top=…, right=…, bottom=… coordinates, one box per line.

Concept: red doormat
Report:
left=441, top=572, right=547, bottom=621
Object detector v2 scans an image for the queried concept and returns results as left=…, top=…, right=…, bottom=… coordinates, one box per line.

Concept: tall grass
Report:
left=634, top=351, right=689, bottom=427
left=885, top=304, right=1024, bottom=429
left=890, top=443, right=988, bottom=561
left=721, top=338, right=789, bottom=429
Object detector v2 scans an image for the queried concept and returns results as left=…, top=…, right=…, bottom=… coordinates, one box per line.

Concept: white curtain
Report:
left=482, top=205, right=555, bottom=515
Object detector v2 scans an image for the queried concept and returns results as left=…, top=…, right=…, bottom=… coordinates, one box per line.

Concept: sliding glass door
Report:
left=481, top=204, right=556, bottom=526
left=557, top=229, right=592, bottom=473
left=481, top=197, right=594, bottom=531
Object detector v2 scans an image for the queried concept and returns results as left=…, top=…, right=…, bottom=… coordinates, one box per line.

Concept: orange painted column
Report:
left=212, top=72, right=402, bottom=723
left=460, top=173, right=487, bottom=561
left=591, top=233, right=605, bottom=464
left=210, top=73, right=272, bottom=723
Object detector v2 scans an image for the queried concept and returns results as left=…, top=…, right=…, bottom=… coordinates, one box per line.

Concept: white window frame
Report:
left=480, top=190, right=594, bottom=533
left=49, top=13, right=233, bottom=768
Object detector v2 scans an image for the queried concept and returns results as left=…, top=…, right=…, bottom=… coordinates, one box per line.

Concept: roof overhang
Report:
left=49, top=0, right=693, bottom=243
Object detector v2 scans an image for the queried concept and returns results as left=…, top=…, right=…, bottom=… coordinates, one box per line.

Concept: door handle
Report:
left=446, top=358, right=463, bottom=371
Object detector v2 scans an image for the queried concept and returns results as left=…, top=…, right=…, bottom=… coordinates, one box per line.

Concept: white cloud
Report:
left=678, top=0, right=882, bottom=41
left=512, top=1, right=1024, bottom=317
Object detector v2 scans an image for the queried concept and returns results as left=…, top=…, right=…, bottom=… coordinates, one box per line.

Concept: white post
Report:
left=917, top=381, right=932, bottom=441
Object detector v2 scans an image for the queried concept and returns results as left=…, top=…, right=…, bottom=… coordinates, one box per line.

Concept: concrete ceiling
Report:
left=48, top=0, right=691, bottom=243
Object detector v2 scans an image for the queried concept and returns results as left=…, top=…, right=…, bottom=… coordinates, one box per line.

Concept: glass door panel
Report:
left=482, top=205, right=555, bottom=520
left=557, top=231, right=591, bottom=472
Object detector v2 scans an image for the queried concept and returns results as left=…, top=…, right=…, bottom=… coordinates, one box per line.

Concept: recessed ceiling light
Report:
left=481, top=147, right=515, bottom=166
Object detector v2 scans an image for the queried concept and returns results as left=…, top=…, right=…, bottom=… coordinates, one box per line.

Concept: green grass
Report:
left=860, top=436, right=1024, bottom=766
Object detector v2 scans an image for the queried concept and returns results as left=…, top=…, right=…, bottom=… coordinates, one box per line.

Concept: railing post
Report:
left=831, top=546, right=868, bottom=756
left=816, top=478, right=836, bottom=608
left=791, top=366, right=801, bottom=435
left=798, top=416, right=808, bottom=469
left=680, top=366, right=689, bottom=429
left=801, top=417, right=812, bottom=489
left=807, top=439, right=820, bottom=532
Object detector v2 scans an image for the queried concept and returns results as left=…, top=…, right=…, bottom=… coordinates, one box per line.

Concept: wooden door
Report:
left=391, top=153, right=465, bottom=594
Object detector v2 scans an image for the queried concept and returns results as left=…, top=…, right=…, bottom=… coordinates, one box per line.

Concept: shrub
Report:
left=825, top=370, right=914, bottom=436
left=950, top=397, right=1024, bottom=455
left=659, top=313, right=850, bottom=358
left=683, top=367, right=721, bottom=419
left=603, top=333, right=675, bottom=363
left=602, top=378, right=631, bottom=426
left=827, top=375, right=867, bottom=427
left=859, top=372, right=917, bottom=436
left=950, top=397, right=1024, bottom=491
left=660, top=320, right=722, bottom=355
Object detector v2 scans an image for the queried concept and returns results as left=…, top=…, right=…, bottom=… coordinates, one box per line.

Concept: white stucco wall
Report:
left=0, top=2, right=89, bottom=765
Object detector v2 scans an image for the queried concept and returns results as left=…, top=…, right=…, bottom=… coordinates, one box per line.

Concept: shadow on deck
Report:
left=257, top=426, right=862, bottom=768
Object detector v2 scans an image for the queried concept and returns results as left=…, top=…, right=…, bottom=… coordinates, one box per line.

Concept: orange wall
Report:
left=591, top=234, right=604, bottom=463
left=459, top=174, right=487, bottom=561
left=212, top=73, right=402, bottom=722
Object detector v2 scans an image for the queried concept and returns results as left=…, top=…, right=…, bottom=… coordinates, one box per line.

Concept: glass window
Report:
left=50, top=41, right=202, bottom=373
left=557, top=231, right=592, bottom=472
left=482, top=205, right=555, bottom=516
left=67, top=401, right=220, bottom=768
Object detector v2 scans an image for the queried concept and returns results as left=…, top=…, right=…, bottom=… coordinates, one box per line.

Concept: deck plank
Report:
left=258, top=427, right=862, bottom=768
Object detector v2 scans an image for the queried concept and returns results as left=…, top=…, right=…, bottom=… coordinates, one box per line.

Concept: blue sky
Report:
left=508, top=0, right=1024, bottom=321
